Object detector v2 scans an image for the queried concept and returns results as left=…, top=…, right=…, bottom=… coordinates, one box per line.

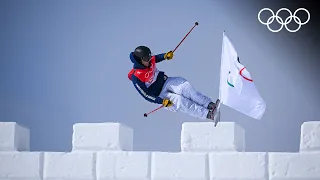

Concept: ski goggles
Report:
left=141, top=55, right=152, bottom=62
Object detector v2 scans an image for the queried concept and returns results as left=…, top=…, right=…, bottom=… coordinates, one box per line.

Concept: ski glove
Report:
left=164, top=51, right=174, bottom=60
left=162, top=98, right=173, bottom=107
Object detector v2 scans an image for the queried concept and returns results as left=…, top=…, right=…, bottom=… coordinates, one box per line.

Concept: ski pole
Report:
left=172, top=21, right=199, bottom=52
left=144, top=105, right=164, bottom=117
left=143, top=22, right=199, bottom=117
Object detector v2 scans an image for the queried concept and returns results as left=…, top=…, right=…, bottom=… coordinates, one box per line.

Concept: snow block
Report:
left=181, top=122, right=245, bottom=152
left=72, top=122, right=133, bottom=151
left=269, top=152, right=320, bottom=180
left=300, top=121, right=320, bottom=152
left=209, top=152, right=268, bottom=180
left=43, top=151, right=95, bottom=180
left=0, top=151, right=43, bottom=180
left=96, top=151, right=151, bottom=180
left=0, top=122, right=30, bottom=151
left=151, top=152, right=208, bottom=180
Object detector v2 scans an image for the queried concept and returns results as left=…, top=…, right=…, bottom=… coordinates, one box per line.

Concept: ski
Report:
left=212, top=99, right=221, bottom=127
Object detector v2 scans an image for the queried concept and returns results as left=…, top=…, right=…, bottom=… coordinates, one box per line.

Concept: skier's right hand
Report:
left=164, top=51, right=174, bottom=60
left=162, top=98, right=173, bottom=107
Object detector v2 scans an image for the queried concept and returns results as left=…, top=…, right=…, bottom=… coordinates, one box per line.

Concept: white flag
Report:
left=219, top=32, right=266, bottom=119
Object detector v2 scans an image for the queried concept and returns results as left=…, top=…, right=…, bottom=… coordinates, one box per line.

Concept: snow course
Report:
left=0, top=121, right=320, bottom=180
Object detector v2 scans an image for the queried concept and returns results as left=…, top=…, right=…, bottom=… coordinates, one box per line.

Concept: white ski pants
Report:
left=159, top=77, right=212, bottom=119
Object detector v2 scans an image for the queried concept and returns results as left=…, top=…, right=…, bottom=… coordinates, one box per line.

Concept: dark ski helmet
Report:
left=134, top=46, right=152, bottom=62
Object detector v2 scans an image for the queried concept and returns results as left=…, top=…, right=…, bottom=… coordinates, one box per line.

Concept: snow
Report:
left=151, top=152, right=208, bottom=180
left=0, top=151, right=43, bottom=180
left=300, top=121, right=320, bottom=151
left=96, top=151, right=150, bottom=180
left=209, top=152, right=268, bottom=180
left=72, top=122, right=133, bottom=151
left=43, top=151, right=95, bottom=180
left=0, top=122, right=30, bottom=151
left=269, top=152, right=320, bottom=180
left=181, top=122, right=245, bottom=152
left=1, top=121, right=320, bottom=180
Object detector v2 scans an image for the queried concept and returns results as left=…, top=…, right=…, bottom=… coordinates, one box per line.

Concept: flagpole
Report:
left=219, top=30, right=226, bottom=102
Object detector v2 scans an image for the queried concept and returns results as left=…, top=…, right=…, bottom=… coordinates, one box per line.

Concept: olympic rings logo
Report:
left=258, top=8, right=310, bottom=32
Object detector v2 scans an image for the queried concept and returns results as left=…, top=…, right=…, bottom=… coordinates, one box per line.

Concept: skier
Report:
left=128, top=45, right=219, bottom=120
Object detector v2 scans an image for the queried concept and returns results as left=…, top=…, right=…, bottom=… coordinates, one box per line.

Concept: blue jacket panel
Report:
left=129, top=52, right=167, bottom=104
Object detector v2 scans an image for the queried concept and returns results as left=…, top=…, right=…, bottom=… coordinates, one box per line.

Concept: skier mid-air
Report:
left=127, top=45, right=220, bottom=121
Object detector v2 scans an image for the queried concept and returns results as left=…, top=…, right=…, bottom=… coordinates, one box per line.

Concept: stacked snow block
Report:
left=300, top=121, right=320, bottom=152
left=0, top=122, right=43, bottom=180
left=42, top=150, right=152, bottom=180
left=268, top=152, right=320, bottom=180
left=1, top=121, right=320, bottom=180
left=151, top=151, right=208, bottom=180
left=0, top=122, right=30, bottom=151
left=96, top=151, right=151, bottom=180
left=268, top=121, right=320, bottom=180
left=44, top=122, right=149, bottom=180
left=173, top=122, right=268, bottom=180
left=72, top=122, right=133, bottom=151
left=151, top=151, right=269, bottom=180
left=43, top=151, right=96, bottom=180
left=180, top=122, right=245, bottom=152
left=0, top=121, right=145, bottom=180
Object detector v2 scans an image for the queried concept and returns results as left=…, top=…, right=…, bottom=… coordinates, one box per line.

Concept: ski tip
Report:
left=214, top=111, right=220, bottom=127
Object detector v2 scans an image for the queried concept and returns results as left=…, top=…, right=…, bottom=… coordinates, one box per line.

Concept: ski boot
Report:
left=206, top=99, right=220, bottom=127
left=207, top=102, right=216, bottom=111
left=206, top=110, right=216, bottom=120
left=207, top=99, right=220, bottom=111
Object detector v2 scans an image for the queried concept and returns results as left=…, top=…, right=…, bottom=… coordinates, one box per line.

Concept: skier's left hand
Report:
left=164, top=51, right=174, bottom=60
left=162, top=98, right=173, bottom=107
